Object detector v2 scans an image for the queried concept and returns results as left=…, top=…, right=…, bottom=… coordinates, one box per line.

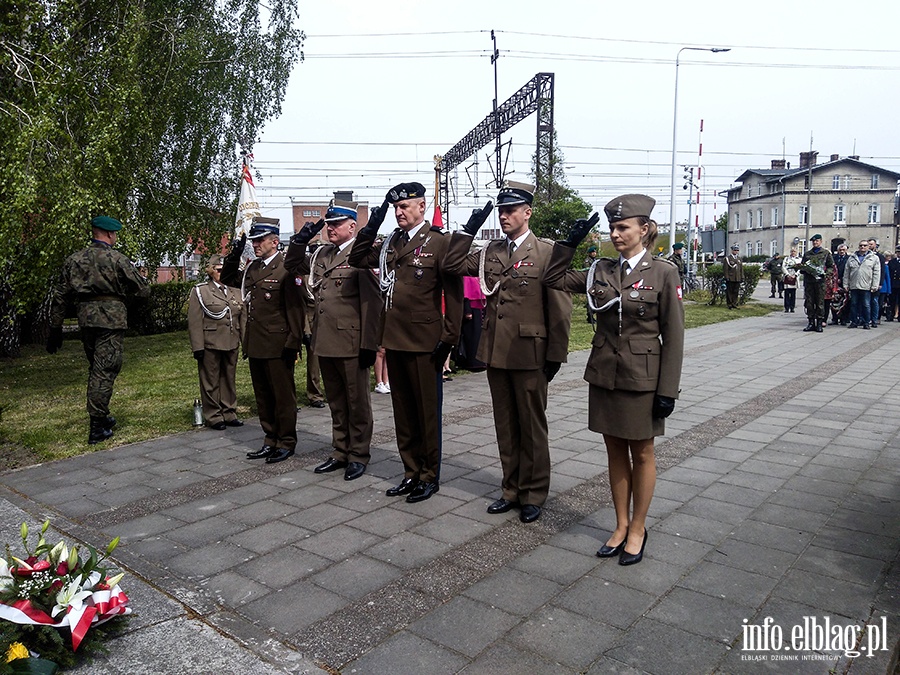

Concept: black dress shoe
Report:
left=265, top=447, right=295, bottom=464
left=519, top=504, right=542, bottom=523
left=619, top=530, right=648, bottom=566
left=344, top=462, right=366, bottom=481
left=487, top=498, right=518, bottom=514
left=802, top=324, right=816, bottom=332
left=406, top=481, right=439, bottom=503
left=210, top=421, right=227, bottom=431
left=314, top=458, right=347, bottom=474
left=596, top=539, right=626, bottom=558
left=386, top=478, right=416, bottom=497
left=247, top=445, right=275, bottom=459
left=310, top=400, right=327, bottom=408
left=225, top=419, right=244, bottom=427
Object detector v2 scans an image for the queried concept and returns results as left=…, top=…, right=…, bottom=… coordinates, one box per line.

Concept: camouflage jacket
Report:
left=50, top=240, right=150, bottom=330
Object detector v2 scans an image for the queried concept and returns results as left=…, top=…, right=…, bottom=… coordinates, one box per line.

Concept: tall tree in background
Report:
left=0, top=0, right=304, bottom=355
left=529, top=125, right=593, bottom=263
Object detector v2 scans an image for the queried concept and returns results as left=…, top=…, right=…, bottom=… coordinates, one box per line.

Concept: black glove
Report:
left=302, top=333, right=312, bottom=348
left=193, top=350, right=204, bottom=361
left=281, top=348, right=298, bottom=365
left=652, top=395, right=676, bottom=419
left=46, top=326, right=64, bottom=354
left=430, top=340, right=453, bottom=371
left=462, top=201, right=494, bottom=236
left=291, top=219, right=325, bottom=246
left=227, top=233, right=247, bottom=260
left=560, top=212, right=600, bottom=248
left=543, top=360, right=561, bottom=382
left=359, top=199, right=390, bottom=238
left=358, top=348, right=377, bottom=369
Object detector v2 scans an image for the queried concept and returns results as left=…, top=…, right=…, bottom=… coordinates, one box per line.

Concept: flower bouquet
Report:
left=0, top=522, right=130, bottom=670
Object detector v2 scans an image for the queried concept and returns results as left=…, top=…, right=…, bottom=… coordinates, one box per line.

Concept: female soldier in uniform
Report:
left=544, top=194, right=684, bottom=565
left=188, top=254, right=245, bottom=429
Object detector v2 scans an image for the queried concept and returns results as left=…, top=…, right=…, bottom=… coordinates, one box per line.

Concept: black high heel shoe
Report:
left=619, top=529, right=647, bottom=566
left=596, top=538, right=626, bottom=558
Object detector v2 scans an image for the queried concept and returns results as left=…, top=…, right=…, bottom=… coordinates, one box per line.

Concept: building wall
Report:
left=727, top=160, right=899, bottom=255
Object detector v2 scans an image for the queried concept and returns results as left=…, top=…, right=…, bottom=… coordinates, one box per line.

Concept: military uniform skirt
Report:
left=588, top=385, right=664, bottom=440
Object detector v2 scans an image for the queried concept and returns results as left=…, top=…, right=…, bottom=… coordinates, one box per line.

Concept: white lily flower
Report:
left=0, top=558, right=12, bottom=592
left=52, top=575, right=92, bottom=618
left=83, top=570, right=101, bottom=590
left=49, top=540, right=68, bottom=566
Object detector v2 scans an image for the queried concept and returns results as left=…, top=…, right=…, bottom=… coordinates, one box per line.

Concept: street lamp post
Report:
left=668, top=46, right=730, bottom=270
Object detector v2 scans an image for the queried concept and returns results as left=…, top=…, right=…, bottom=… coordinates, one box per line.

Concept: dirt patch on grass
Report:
left=0, top=440, right=43, bottom=472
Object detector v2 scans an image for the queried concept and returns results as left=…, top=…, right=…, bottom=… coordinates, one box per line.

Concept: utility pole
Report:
left=490, top=30, right=502, bottom=188
left=804, top=134, right=813, bottom=245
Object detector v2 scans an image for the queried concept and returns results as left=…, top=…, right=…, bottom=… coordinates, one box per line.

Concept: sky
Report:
left=251, top=0, right=900, bottom=236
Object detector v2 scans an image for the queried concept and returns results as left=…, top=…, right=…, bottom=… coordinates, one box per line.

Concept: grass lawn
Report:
left=0, top=296, right=776, bottom=463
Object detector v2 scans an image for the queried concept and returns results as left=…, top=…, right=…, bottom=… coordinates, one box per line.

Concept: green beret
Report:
left=810, top=234, right=822, bottom=241
left=672, top=242, right=684, bottom=250
left=91, top=215, right=123, bottom=232
left=587, top=245, right=598, bottom=253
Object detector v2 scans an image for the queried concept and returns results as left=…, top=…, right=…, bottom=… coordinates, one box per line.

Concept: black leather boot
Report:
left=88, top=417, right=114, bottom=445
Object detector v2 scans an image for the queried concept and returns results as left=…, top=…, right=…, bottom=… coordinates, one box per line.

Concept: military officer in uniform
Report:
left=188, top=254, right=245, bottom=430
left=285, top=200, right=381, bottom=481
left=444, top=182, right=572, bottom=523
left=667, top=242, right=686, bottom=285
left=221, top=216, right=305, bottom=463
left=723, top=244, right=743, bottom=309
left=349, top=182, right=463, bottom=503
left=47, top=215, right=150, bottom=444
left=799, top=234, right=834, bottom=332
left=544, top=194, right=684, bottom=566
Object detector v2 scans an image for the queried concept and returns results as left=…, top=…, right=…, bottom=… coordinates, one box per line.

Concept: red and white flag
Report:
left=234, top=153, right=260, bottom=268
left=432, top=203, right=444, bottom=229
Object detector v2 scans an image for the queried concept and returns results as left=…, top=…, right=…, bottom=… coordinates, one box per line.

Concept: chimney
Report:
left=799, top=151, right=818, bottom=169
left=830, top=154, right=839, bottom=162
left=848, top=155, right=859, bottom=160
left=771, top=159, right=786, bottom=170
left=333, top=190, right=355, bottom=202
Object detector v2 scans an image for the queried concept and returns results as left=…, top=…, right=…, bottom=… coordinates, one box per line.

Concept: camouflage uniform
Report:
left=799, top=246, right=835, bottom=328
left=50, top=240, right=150, bottom=419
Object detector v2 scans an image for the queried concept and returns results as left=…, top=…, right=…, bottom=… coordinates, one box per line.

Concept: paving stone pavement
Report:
left=1, top=285, right=898, bottom=674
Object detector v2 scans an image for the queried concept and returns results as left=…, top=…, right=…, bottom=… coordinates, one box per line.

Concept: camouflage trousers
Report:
left=81, top=327, right=124, bottom=418
left=804, top=280, right=826, bottom=322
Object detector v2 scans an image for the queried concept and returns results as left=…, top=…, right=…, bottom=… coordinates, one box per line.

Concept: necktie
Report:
left=398, top=231, right=410, bottom=248
left=508, top=240, right=516, bottom=258
left=621, top=263, right=629, bottom=281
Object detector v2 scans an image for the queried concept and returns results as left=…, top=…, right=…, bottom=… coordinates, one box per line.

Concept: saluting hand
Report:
left=291, top=219, right=325, bottom=246
left=561, top=212, right=600, bottom=248
left=462, top=201, right=494, bottom=236
left=359, top=199, right=390, bottom=238
left=227, top=233, right=247, bottom=261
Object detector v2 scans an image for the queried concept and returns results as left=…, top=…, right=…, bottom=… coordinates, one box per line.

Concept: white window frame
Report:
left=871, top=174, right=879, bottom=189
left=843, top=175, right=852, bottom=189
left=757, top=209, right=763, bottom=229
left=756, top=241, right=763, bottom=256
left=799, top=205, right=808, bottom=225
left=868, top=204, right=880, bottom=224
left=747, top=211, right=753, bottom=230
left=798, top=240, right=808, bottom=255
left=832, top=175, right=841, bottom=189
left=833, top=204, right=845, bottom=224
left=772, top=206, right=779, bottom=228
left=770, top=239, right=778, bottom=256
left=734, top=212, right=740, bottom=231
left=746, top=242, right=753, bottom=257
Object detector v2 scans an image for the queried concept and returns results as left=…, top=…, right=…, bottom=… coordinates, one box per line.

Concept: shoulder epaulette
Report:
left=429, top=225, right=445, bottom=234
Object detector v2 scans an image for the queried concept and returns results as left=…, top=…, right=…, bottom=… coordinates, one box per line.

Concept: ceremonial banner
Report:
left=234, top=153, right=260, bottom=268
left=432, top=203, right=444, bottom=229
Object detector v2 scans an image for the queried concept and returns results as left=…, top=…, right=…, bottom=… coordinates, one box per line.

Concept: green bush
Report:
left=700, top=263, right=761, bottom=305
left=127, top=281, right=193, bottom=335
